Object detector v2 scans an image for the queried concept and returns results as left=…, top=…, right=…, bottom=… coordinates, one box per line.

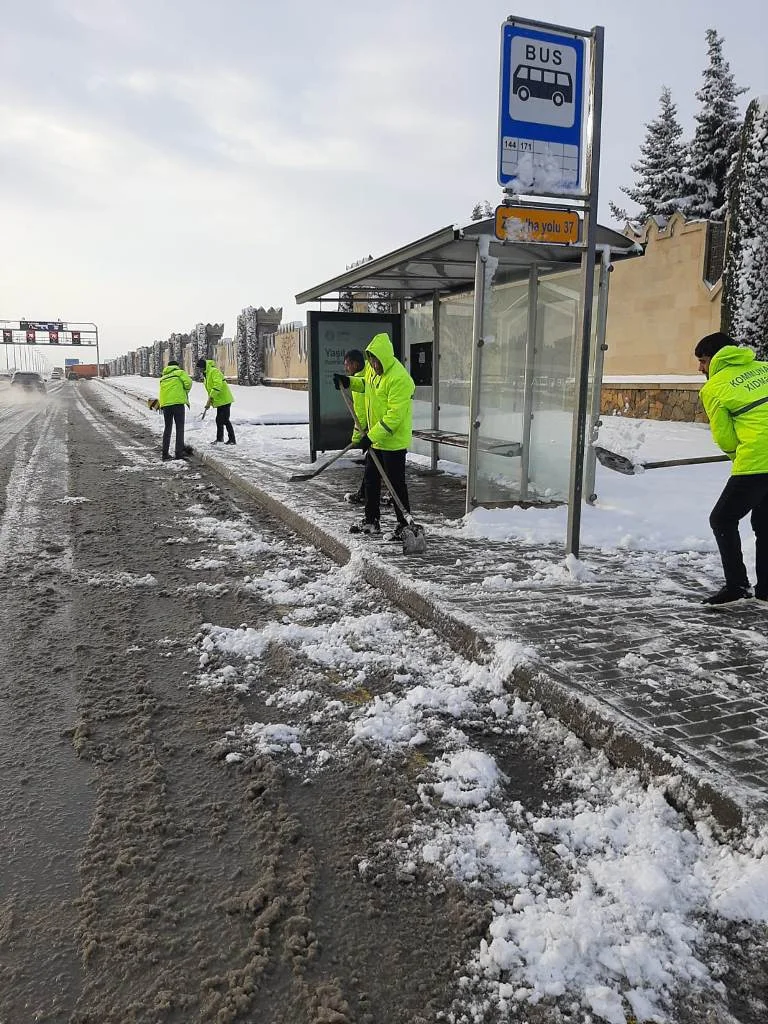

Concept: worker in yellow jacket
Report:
left=196, top=358, right=236, bottom=445
left=334, top=332, right=415, bottom=539
left=158, top=360, right=192, bottom=461
left=696, top=331, right=768, bottom=604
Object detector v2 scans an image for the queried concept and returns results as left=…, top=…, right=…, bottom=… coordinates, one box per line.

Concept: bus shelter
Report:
left=296, top=216, right=641, bottom=515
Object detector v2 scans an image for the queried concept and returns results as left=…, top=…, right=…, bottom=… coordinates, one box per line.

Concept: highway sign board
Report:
left=498, top=19, right=585, bottom=193
left=494, top=205, right=580, bottom=243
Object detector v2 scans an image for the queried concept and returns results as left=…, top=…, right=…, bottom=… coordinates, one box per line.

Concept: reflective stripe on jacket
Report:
left=202, top=360, right=234, bottom=408
left=700, top=345, right=768, bottom=474
left=350, top=366, right=368, bottom=442
left=159, top=365, right=192, bottom=408
left=349, top=333, right=414, bottom=450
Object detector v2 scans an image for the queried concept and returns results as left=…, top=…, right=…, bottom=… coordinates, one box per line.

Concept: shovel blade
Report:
left=401, top=523, right=427, bottom=555
left=593, top=446, right=638, bottom=475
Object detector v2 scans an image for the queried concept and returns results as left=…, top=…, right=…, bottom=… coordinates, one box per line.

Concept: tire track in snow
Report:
left=0, top=402, right=69, bottom=567
left=73, top=390, right=153, bottom=466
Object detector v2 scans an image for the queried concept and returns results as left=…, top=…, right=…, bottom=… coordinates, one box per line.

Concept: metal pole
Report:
left=431, top=290, right=440, bottom=473
left=565, top=25, right=604, bottom=558
left=466, top=235, right=490, bottom=514
left=95, top=324, right=101, bottom=377
left=584, top=246, right=612, bottom=503
left=520, top=265, right=539, bottom=500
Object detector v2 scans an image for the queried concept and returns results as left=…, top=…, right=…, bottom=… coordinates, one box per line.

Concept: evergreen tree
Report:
left=721, top=98, right=768, bottom=357
left=617, top=86, right=687, bottom=219
left=470, top=201, right=494, bottom=221
left=680, top=29, right=747, bottom=220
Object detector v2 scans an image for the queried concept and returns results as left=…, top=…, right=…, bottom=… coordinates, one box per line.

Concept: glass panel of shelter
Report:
left=473, top=263, right=600, bottom=507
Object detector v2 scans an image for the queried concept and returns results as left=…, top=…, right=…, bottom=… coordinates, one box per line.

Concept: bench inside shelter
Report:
left=412, top=428, right=522, bottom=459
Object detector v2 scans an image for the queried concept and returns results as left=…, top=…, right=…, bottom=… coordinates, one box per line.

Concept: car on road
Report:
left=10, top=371, right=47, bottom=394
left=49, top=368, right=64, bottom=381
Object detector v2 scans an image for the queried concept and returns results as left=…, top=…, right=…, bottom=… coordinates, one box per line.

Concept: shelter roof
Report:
left=295, top=217, right=643, bottom=304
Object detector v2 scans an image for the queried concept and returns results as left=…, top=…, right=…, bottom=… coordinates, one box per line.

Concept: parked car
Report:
left=10, top=371, right=47, bottom=394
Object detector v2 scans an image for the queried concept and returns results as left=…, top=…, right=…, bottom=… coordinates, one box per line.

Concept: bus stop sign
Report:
left=498, top=19, right=585, bottom=193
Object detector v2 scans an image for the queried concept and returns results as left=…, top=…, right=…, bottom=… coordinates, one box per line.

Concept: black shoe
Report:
left=389, top=523, right=407, bottom=541
left=702, top=585, right=752, bottom=605
left=174, top=453, right=189, bottom=461
left=344, top=491, right=365, bottom=504
left=225, top=439, right=236, bottom=445
left=161, top=453, right=171, bottom=461
left=210, top=440, right=222, bottom=445
left=349, top=519, right=380, bottom=536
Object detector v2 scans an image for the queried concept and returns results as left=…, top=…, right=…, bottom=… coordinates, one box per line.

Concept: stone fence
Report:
left=600, top=381, right=707, bottom=423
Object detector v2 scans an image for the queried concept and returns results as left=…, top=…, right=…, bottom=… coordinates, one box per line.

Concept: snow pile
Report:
left=226, top=721, right=304, bottom=756
left=429, top=749, right=504, bottom=809
left=182, top=505, right=277, bottom=560
left=85, top=571, right=157, bottom=588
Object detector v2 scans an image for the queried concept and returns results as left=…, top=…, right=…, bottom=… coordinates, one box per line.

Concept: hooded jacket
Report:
left=159, top=364, right=192, bottom=408
left=700, top=345, right=768, bottom=474
left=349, top=333, right=414, bottom=450
left=201, top=359, right=234, bottom=408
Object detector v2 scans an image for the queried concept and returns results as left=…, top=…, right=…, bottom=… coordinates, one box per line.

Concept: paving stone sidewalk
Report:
left=199, top=438, right=768, bottom=833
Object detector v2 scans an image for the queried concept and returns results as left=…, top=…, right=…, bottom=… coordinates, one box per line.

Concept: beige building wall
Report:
left=605, top=214, right=722, bottom=376
left=214, top=338, right=238, bottom=380
left=263, top=324, right=308, bottom=386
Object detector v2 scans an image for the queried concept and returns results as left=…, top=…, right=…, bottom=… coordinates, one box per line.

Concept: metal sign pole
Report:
left=565, top=25, right=604, bottom=558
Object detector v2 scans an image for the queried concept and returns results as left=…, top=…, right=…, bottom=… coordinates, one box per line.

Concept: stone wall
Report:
left=605, top=213, right=723, bottom=376
left=600, top=382, right=707, bottom=423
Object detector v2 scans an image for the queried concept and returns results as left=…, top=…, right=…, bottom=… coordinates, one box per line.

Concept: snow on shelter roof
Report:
left=295, top=217, right=643, bottom=304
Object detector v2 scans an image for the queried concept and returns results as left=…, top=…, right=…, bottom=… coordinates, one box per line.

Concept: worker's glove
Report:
left=359, top=434, right=372, bottom=452
left=147, top=398, right=160, bottom=411
left=333, top=373, right=350, bottom=390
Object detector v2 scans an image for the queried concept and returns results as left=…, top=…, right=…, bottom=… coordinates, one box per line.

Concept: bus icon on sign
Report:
left=513, top=65, right=573, bottom=107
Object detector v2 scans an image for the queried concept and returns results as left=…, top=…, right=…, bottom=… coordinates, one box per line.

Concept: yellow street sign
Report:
left=495, top=205, right=580, bottom=244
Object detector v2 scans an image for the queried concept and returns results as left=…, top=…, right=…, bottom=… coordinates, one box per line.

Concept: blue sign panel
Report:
left=498, top=21, right=585, bottom=192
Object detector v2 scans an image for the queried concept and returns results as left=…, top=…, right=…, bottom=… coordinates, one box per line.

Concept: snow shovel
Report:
left=338, top=386, right=427, bottom=555
left=594, top=445, right=730, bottom=476
left=289, top=440, right=359, bottom=481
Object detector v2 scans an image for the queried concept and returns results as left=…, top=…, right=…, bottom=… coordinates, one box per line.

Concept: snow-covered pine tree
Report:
left=617, top=86, right=687, bottom=219
left=680, top=29, right=747, bottom=221
left=470, top=201, right=494, bottom=221
left=721, top=97, right=768, bottom=357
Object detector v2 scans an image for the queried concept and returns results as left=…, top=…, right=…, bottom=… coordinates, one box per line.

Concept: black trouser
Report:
left=215, top=404, right=236, bottom=443
left=162, top=404, right=185, bottom=457
left=364, top=449, right=409, bottom=525
left=709, top=473, right=768, bottom=595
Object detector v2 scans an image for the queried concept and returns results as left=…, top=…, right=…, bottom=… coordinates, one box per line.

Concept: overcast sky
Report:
left=2, top=0, right=766, bottom=358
